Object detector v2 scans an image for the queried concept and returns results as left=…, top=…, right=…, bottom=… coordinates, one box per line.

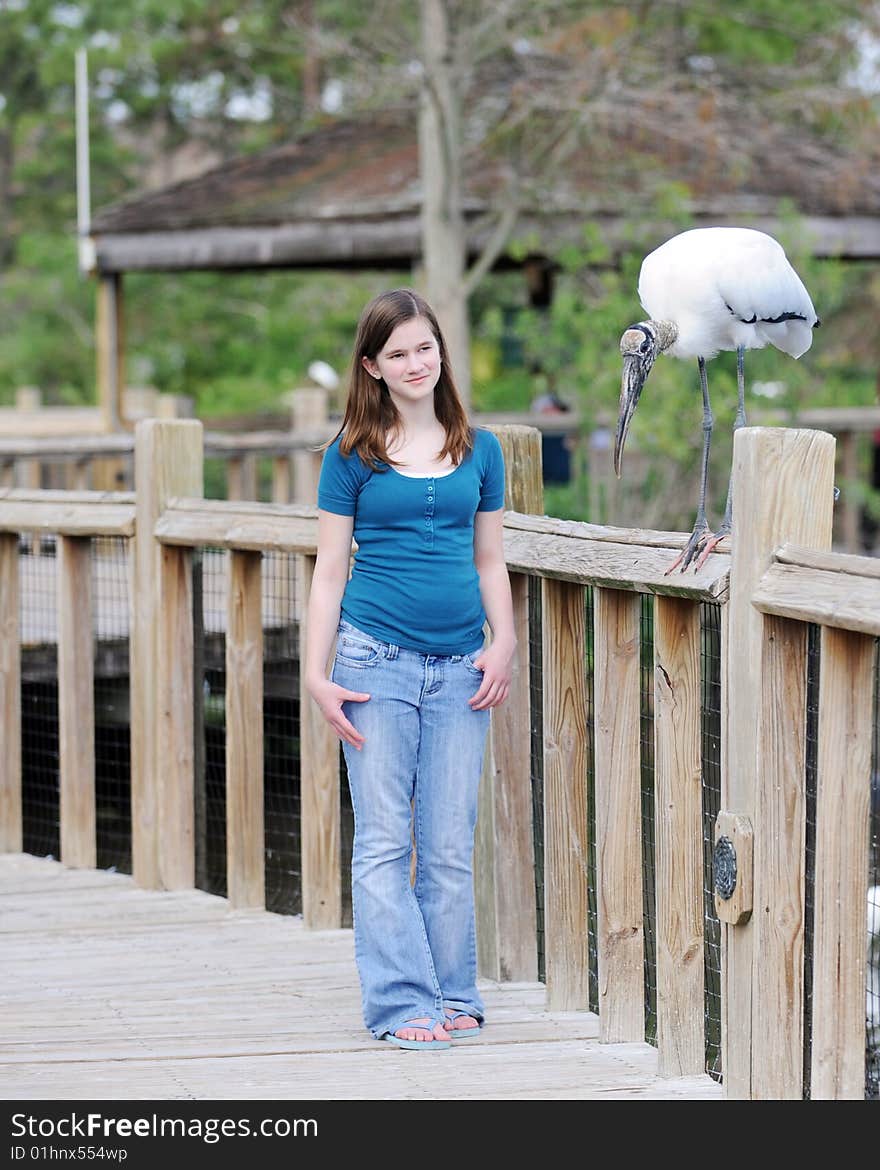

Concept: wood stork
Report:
left=614, top=227, right=820, bottom=571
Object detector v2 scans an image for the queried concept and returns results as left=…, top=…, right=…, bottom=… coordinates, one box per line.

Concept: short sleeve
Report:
left=318, top=437, right=366, bottom=516
left=477, top=431, right=506, bottom=511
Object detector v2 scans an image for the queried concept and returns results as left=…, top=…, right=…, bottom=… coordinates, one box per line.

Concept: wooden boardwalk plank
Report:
left=0, top=854, right=721, bottom=1101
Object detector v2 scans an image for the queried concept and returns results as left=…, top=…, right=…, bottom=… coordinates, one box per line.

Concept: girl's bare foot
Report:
left=443, top=1008, right=480, bottom=1034
left=394, top=1017, right=448, bottom=1043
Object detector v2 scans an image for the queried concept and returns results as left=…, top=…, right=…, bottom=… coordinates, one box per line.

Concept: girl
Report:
left=304, top=288, right=516, bottom=1050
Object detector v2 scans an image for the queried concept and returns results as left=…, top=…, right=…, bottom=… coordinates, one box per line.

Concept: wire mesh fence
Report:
left=701, top=603, right=724, bottom=1081
left=640, top=595, right=658, bottom=1046
left=867, top=638, right=879, bottom=1099
left=195, top=546, right=229, bottom=899
left=18, top=534, right=133, bottom=871
left=585, top=588, right=599, bottom=1016
left=528, top=576, right=545, bottom=983
left=261, top=551, right=302, bottom=916
left=803, top=624, right=820, bottom=1100
left=20, top=536, right=60, bottom=860
left=92, top=537, right=131, bottom=874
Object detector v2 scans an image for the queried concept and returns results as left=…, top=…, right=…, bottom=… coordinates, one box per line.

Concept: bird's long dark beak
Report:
left=614, top=355, right=648, bottom=477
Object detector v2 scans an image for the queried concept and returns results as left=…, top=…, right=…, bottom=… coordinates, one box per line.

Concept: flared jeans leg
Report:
left=413, top=665, right=488, bottom=1021
left=333, top=623, right=489, bottom=1039
left=340, top=695, right=445, bottom=1039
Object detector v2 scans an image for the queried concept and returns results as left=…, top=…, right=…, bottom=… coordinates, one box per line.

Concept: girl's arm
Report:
left=470, top=507, right=516, bottom=710
left=304, top=509, right=371, bottom=749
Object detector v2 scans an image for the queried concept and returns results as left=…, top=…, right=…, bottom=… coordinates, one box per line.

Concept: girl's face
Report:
left=363, top=316, right=441, bottom=405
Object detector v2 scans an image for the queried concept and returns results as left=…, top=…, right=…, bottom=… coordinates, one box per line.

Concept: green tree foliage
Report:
left=1, top=1, right=879, bottom=529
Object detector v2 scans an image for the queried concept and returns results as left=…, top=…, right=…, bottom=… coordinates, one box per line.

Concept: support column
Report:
left=58, top=536, right=96, bottom=868
left=722, top=427, right=834, bottom=1098
left=96, top=273, right=124, bottom=433
left=476, top=424, right=542, bottom=982
left=130, top=419, right=203, bottom=889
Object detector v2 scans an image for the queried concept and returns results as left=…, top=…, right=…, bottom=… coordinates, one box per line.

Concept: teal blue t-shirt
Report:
left=317, top=427, right=505, bottom=654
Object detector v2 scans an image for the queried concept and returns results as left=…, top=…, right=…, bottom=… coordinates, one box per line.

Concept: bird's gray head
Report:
left=615, top=320, right=674, bottom=477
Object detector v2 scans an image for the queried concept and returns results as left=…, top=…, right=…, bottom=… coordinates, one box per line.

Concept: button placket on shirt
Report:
left=424, top=477, right=435, bottom=547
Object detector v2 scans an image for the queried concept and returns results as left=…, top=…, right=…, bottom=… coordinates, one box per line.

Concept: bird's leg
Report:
left=666, top=357, right=714, bottom=574
left=693, top=345, right=747, bottom=570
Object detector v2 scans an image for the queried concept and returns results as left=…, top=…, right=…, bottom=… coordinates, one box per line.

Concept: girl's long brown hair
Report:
left=329, top=288, right=472, bottom=469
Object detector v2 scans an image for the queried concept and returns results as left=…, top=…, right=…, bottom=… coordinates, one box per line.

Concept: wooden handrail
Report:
left=752, top=546, right=880, bottom=636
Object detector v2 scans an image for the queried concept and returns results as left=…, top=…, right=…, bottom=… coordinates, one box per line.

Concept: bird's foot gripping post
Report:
left=666, top=520, right=730, bottom=575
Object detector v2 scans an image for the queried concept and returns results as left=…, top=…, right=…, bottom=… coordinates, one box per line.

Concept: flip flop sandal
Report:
left=443, top=1009, right=483, bottom=1040
left=381, top=1021, right=451, bottom=1050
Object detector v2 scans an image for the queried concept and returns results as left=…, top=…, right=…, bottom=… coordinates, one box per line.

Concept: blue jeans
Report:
left=332, top=619, right=490, bottom=1039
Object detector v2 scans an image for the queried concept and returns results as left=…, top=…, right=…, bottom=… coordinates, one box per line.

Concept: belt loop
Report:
left=387, top=641, right=399, bottom=660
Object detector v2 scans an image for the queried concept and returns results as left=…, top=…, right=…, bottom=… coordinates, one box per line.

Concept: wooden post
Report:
left=290, top=388, right=328, bottom=505
left=14, top=385, right=40, bottom=410
left=290, top=388, right=328, bottom=650
left=156, top=541, right=196, bottom=889
left=755, top=612, right=808, bottom=1096
left=587, top=418, right=615, bottom=525
left=96, top=274, right=123, bottom=433
left=542, top=577, right=590, bottom=1009
left=226, top=550, right=265, bottom=909
left=476, top=424, right=541, bottom=981
left=0, top=533, right=22, bottom=852
left=594, top=587, right=644, bottom=1040
left=654, top=596, right=704, bottom=1075
left=131, top=419, right=203, bottom=890
left=227, top=457, right=242, bottom=502
left=156, top=394, right=194, bottom=420
left=57, top=535, right=96, bottom=868
left=299, top=553, right=341, bottom=928
left=837, top=430, right=859, bottom=554
left=123, top=387, right=158, bottom=420
left=271, top=454, right=291, bottom=504
left=71, top=459, right=91, bottom=491
left=810, top=627, right=874, bottom=1099
left=723, top=427, right=835, bottom=1099
left=16, top=388, right=42, bottom=556
left=227, top=453, right=258, bottom=502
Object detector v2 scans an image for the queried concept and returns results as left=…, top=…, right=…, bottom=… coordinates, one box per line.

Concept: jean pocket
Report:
left=462, top=652, right=484, bottom=675
left=335, top=631, right=383, bottom=668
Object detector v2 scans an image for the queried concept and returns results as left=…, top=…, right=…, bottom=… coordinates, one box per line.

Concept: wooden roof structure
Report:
left=86, top=100, right=880, bottom=430
left=90, top=104, right=880, bottom=275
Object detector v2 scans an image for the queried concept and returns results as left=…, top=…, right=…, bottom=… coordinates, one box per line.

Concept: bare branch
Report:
left=463, top=203, right=520, bottom=297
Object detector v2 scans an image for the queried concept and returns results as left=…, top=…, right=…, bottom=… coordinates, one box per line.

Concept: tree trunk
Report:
left=0, top=128, right=17, bottom=268
left=301, top=0, right=322, bottom=118
left=418, top=0, right=471, bottom=404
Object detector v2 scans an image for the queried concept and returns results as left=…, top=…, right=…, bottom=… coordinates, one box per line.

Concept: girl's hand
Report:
left=307, top=677, right=371, bottom=749
left=467, top=640, right=515, bottom=711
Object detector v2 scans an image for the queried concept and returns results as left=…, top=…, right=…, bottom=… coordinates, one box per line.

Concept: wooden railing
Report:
left=0, top=386, right=581, bottom=505
left=0, top=420, right=876, bottom=1101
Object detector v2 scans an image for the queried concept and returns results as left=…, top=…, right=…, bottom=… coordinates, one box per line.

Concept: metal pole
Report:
left=75, top=48, right=96, bottom=275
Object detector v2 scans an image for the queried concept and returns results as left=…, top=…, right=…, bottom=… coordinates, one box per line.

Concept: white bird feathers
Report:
left=636, top=227, right=819, bottom=361
left=615, top=226, right=820, bottom=572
